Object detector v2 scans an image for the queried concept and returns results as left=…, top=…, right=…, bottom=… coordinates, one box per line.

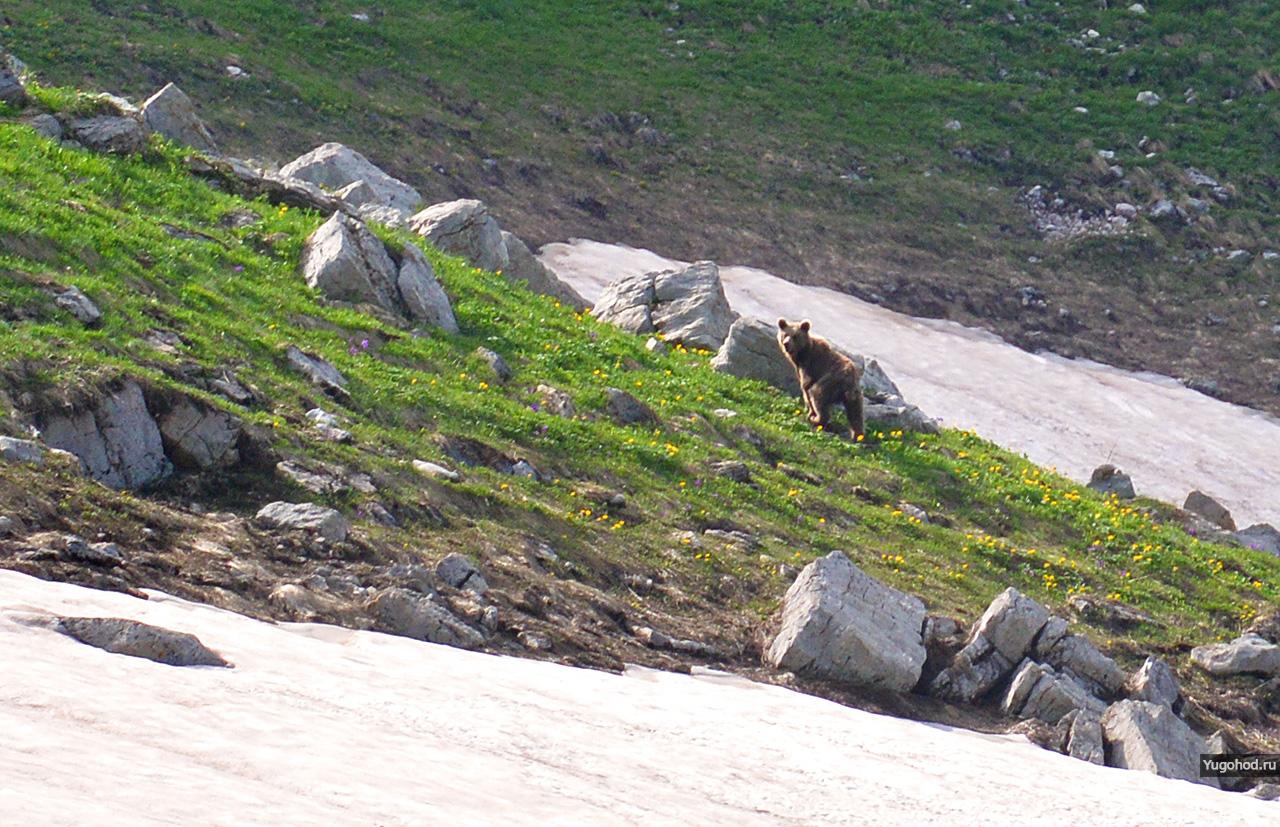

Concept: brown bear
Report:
left=776, top=318, right=865, bottom=439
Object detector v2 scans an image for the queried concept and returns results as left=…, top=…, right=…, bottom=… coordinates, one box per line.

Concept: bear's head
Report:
left=776, top=318, right=812, bottom=358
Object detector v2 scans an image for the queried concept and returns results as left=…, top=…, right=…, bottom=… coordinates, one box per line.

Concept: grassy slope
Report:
left=0, top=102, right=1276, bottom=675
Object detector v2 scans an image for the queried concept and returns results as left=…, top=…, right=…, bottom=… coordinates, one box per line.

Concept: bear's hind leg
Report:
left=843, top=386, right=865, bottom=440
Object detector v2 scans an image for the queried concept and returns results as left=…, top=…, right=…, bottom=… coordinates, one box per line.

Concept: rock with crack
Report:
left=605, top=387, right=658, bottom=426
left=0, top=436, right=44, bottom=467
left=254, top=501, right=349, bottom=543
left=395, top=241, right=459, bottom=332
left=1087, top=465, right=1136, bottom=499
left=156, top=398, right=242, bottom=470
left=1032, top=616, right=1127, bottom=699
left=368, top=587, right=484, bottom=650
left=140, top=83, right=218, bottom=152
left=500, top=231, right=588, bottom=310
left=408, top=199, right=509, bottom=272
left=54, top=287, right=102, bottom=326
left=928, top=587, right=1050, bottom=702
left=67, top=115, right=148, bottom=154
left=54, top=616, right=230, bottom=667
left=765, top=551, right=927, bottom=692
left=280, top=142, right=422, bottom=220
left=1101, top=700, right=1216, bottom=787
left=1125, top=656, right=1182, bottom=709
left=300, top=212, right=401, bottom=312
left=1002, top=658, right=1106, bottom=724
left=1191, top=633, right=1280, bottom=677
left=38, top=380, right=172, bottom=490
left=593, top=261, right=736, bottom=350
left=285, top=346, right=348, bottom=396
left=1056, top=709, right=1105, bottom=764
left=592, top=271, right=657, bottom=334
left=1183, top=490, right=1235, bottom=531
left=435, top=552, right=488, bottom=595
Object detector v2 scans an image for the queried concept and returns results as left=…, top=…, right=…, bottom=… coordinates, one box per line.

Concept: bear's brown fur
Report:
left=776, top=318, right=865, bottom=438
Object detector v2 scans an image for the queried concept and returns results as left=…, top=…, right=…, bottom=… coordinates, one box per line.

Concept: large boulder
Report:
left=864, top=401, right=940, bottom=434
left=368, top=587, right=484, bottom=650
left=300, top=212, right=401, bottom=311
left=67, top=116, right=148, bottom=154
left=1183, top=490, right=1236, bottom=530
left=155, top=399, right=242, bottom=470
left=55, top=616, right=230, bottom=667
left=254, top=502, right=349, bottom=543
left=38, top=381, right=172, bottom=490
left=1032, top=616, right=1127, bottom=699
left=1001, top=658, right=1106, bottom=724
left=1125, top=656, right=1182, bottom=709
left=928, top=587, right=1049, bottom=702
left=1087, top=465, right=1136, bottom=499
left=500, top=231, right=588, bottom=310
left=1191, top=633, right=1280, bottom=677
left=593, top=262, right=737, bottom=350
left=710, top=317, right=800, bottom=392
left=279, top=143, right=422, bottom=219
left=1101, top=700, right=1216, bottom=786
left=395, top=241, right=459, bottom=332
left=408, top=199, right=509, bottom=272
left=1235, top=523, right=1280, bottom=556
left=765, top=551, right=927, bottom=692
left=140, top=83, right=217, bottom=152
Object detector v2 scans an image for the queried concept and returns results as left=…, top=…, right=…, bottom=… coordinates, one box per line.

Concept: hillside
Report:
left=3, top=1, right=1279, bottom=413
left=1, top=64, right=1279, bottom=762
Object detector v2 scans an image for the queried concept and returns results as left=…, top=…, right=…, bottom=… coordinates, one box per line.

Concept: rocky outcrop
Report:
left=38, top=381, right=172, bottom=490
left=500, top=231, right=587, bottom=310
left=0, top=436, right=44, bottom=466
left=140, top=83, right=217, bottom=152
left=155, top=399, right=242, bottom=470
left=280, top=142, right=422, bottom=220
left=368, top=587, right=484, bottom=650
left=766, top=551, right=927, bottom=692
left=67, top=116, right=148, bottom=154
left=1101, top=700, right=1216, bottom=786
left=1002, top=659, right=1106, bottom=724
left=1087, top=465, right=1136, bottom=499
left=254, top=502, right=349, bottom=543
left=1191, top=633, right=1280, bottom=677
left=55, top=616, right=230, bottom=667
left=1125, top=656, right=1182, bottom=709
left=928, top=587, right=1049, bottom=702
left=863, top=401, right=940, bottom=434
left=1032, top=616, right=1127, bottom=699
left=1235, top=523, right=1280, bottom=556
left=593, top=262, right=736, bottom=350
left=185, top=154, right=350, bottom=216
left=1183, top=490, right=1235, bottom=531
left=409, top=199, right=508, bottom=272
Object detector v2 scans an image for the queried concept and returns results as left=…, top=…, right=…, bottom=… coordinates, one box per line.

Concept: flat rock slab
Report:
left=766, top=550, right=926, bottom=692
left=56, top=616, right=230, bottom=667
left=1191, top=633, right=1280, bottom=677
left=255, top=502, right=349, bottom=543
left=1102, top=700, right=1216, bottom=787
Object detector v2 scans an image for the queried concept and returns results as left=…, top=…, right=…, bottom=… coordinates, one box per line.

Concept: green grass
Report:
left=0, top=120, right=1275, bottom=658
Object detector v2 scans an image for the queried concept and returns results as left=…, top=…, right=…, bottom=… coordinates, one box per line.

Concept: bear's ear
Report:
left=777, top=318, right=788, bottom=330
left=800, top=320, right=811, bottom=332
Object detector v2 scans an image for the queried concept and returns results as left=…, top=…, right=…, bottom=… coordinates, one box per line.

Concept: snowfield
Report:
left=1, top=570, right=1270, bottom=826
left=541, top=239, right=1280, bottom=528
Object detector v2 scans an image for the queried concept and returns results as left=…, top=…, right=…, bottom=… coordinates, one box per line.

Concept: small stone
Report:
left=475, top=347, right=512, bottom=381
left=412, top=460, right=461, bottom=482
left=519, top=631, right=552, bottom=651
left=645, top=336, right=668, bottom=354
left=1128, top=3, right=1147, bottom=14
left=0, top=436, right=43, bottom=467
left=1136, top=90, right=1161, bottom=106
left=254, top=502, right=349, bottom=543
left=1087, top=464, right=1135, bottom=499
left=28, top=114, right=62, bottom=140
left=944, top=119, right=962, bottom=130
left=436, top=552, right=487, bottom=594
left=54, top=287, right=103, bottom=326
left=605, top=387, right=658, bottom=426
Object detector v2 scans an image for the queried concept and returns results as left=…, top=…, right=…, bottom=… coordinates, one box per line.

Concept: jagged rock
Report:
left=475, top=347, right=511, bottom=381
left=929, top=587, right=1049, bottom=702
left=1136, top=90, right=1162, bottom=106
left=140, top=83, right=217, bottom=152
left=509, top=459, right=540, bottom=479
left=1191, top=633, right=1280, bottom=677
left=0, top=436, right=43, bottom=466
left=409, top=199, right=509, bottom=272
left=1205, top=730, right=1252, bottom=792
left=535, top=384, right=576, bottom=419
left=1149, top=199, right=1178, bottom=220
left=368, top=587, right=484, bottom=650
left=1101, top=700, right=1215, bottom=786
left=593, top=262, right=736, bottom=350
left=645, top=337, right=668, bottom=354
left=436, top=552, right=488, bottom=594
left=54, top=286, right=103, bottom=326
left=0, top=62, right=26, bottom=106
left=29, top=114, right=62, bottom=140
left=277, top=460, right=347, bottom=495
left=1126, top=657, right=1182, bottom=709
left=184, top=154, right=349, bottom=215
left=864, top=402, right=939, bottom=434
left=285, top=346, right=348, bottom=395
left=1235, top=523, right=1280, bottom=556
left=412, top=460, right=461, bottom=482
left=1002, top=658, right=1106, bottom=724
left=856, top=357, right=902, bottom=403
left=254, top=502, right=349, bottom=543
left=1058, top=709, right=1105, bottom=764
left=593, top=272, right=657, bottom=334
left=395, top=241, right=459, bottom=332
left=55, top=617, right=229, bottom=667
left=605, top=387, right=658, bottom=426
left=766, top=551, right=927, bottom=692
left=279, top=143, right=422, bottom=219
left=711, top=317, right=797, bottom=390
left=1087, top=465, right=1136, bottom=499
left=709, top=460, right=752, bottom=483
left=500, top=231, right=587, bottom=310
left=1032, top=618, right=1126, bottom=699
left=156, top=399, right=241, bottom=470
left=300, top=212, right=401, bottom=311
left=67, top=116, right=147, bottom=154
left=38, top=381, right=172, bottom=490
left=1183, top=490, right=1235, bottom=530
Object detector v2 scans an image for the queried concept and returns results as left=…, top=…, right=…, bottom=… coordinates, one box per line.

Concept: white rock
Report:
left=280, top=143, right=421, bottom=218
left=413, top=460, right=460, bottom=482
left=1136, top=90, right=1161, bottom=106
left=38, top=381, right=171, bottom=490
left=254, top=502, right=349, bottom=543
left=1190, top=634, right=1280, bottom=677
left=1128, top=3, right=1147, bottom=15
left=395, top=241, right=458, bottom=332
left=408, top=199, right=509, bottom=272
left=1002, top=659, right=1106, bottom=724
left=650, top=262, right=737, bottom=350
left=766, top=551, right=927, bottom=692
left=300, top=212, right=401, bottom=312
left=1101, top=700, right=1216, bottom=786
left=368, top=587, right=483, bottom=650
left=1125, top=657, right=1181, bottom=708
left=140, top=83, right=217, bottom=153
